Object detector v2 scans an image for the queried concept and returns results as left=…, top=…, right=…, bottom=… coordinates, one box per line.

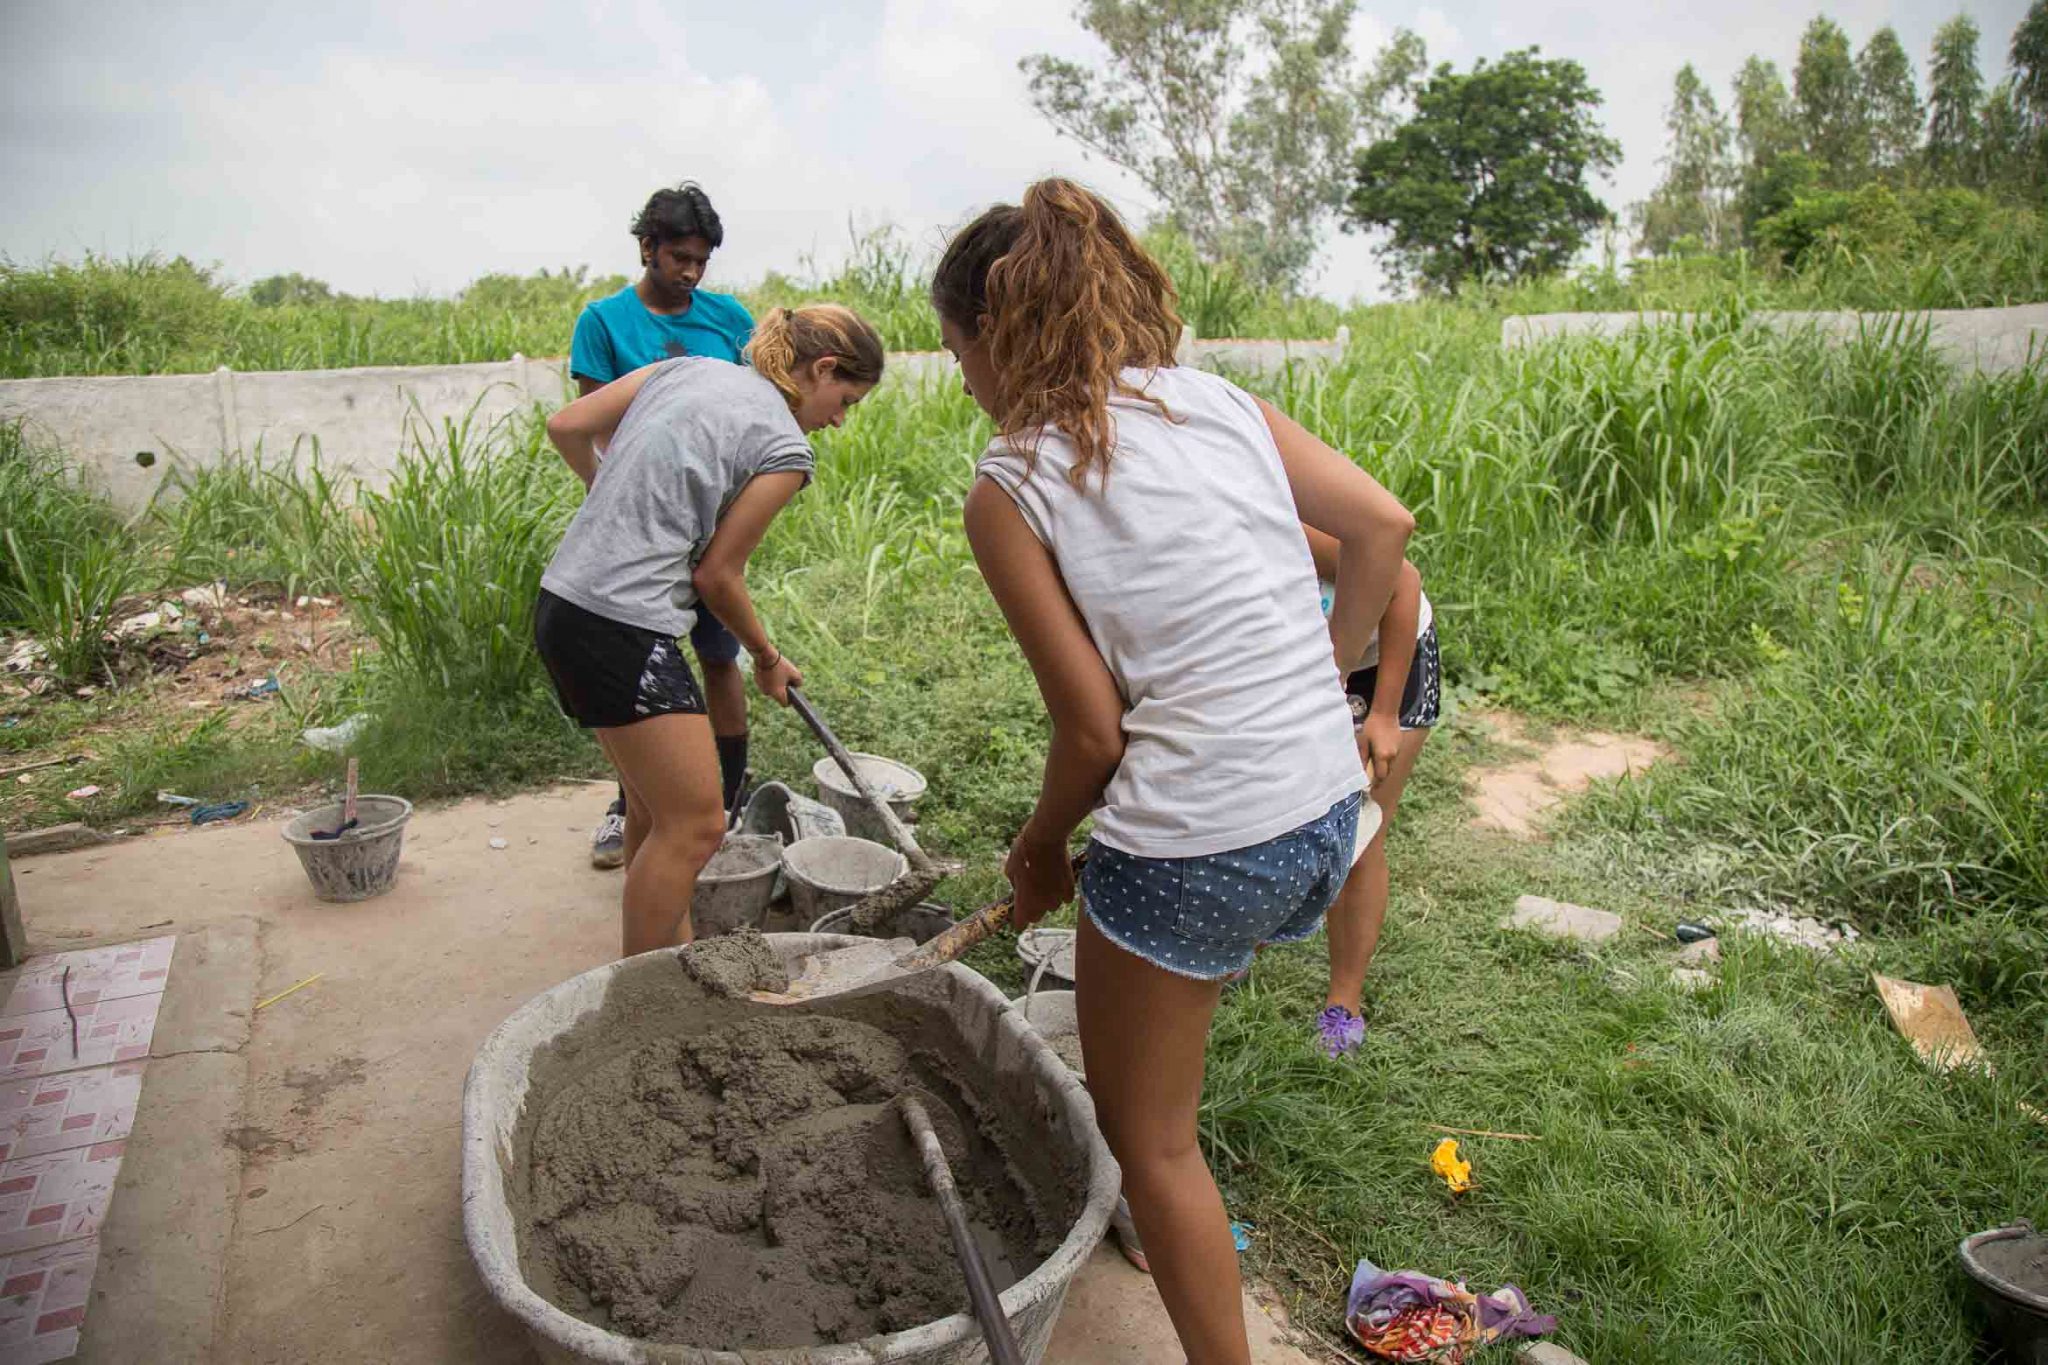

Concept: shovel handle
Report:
left=787, top=687, right=934, bottom=873
left=892, top=853, right=1088, bottom=974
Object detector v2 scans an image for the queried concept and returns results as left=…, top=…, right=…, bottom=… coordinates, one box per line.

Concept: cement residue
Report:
left=1978, top=1231, right=2048, bottom=1296
left=511, top=940, right=1072, bottom=1351
left=676, top=926, right=788, bottom=997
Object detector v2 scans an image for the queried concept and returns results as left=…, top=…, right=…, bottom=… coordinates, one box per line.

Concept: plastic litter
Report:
left=1674, top=921, right=1715, bottom=943
left=191, top=801, right=249, bottom=825
left=1430, top=1138, right=1474, bottom=1193
left=1346, top=1257, right=1556, bottom=1363
left=301, top=714, right=371, bottom=753
left=66, top=785, right=101, bottom=801
left=488, top=837, right=509, bottom=850
left=241, top=676, right=281, bottom=700
left=157, top=791, right=199, bottom=807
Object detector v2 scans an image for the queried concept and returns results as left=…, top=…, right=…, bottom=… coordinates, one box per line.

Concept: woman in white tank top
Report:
left=933, top=180, right=1416, bottom=1365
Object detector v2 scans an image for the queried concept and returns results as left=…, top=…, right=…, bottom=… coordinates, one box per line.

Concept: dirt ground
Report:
left=8, top=786, right=1318, bottom=1364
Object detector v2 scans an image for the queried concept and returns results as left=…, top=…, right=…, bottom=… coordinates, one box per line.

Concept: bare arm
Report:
left=545, top=364, right=660, bottom=488
left=964, top=478, right=1127, bottom=924
left=1303, top=524, right=1341, bottom=581
left=691, top=471, right=808, bottom=702
left=1258, top=397, right=1415, bottom=674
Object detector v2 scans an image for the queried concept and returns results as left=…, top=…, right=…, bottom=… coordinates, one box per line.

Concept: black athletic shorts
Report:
left=533, top=589, right=706, bottom=729
left=1345, top=622, right=1440, bottom=731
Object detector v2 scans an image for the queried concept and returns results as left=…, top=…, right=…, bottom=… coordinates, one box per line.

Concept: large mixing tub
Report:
left=462, top=933, right=1120, bottom=1364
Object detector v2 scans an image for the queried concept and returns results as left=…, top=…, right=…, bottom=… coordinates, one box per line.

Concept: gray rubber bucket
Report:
left=690, top=834, right=783, bottom=937
left=811, top=754, right=926, bottom=846
left=807, top=900, right=953, bottom=944
left=1008, top=988, right=1081, bottom=1077
left=281, top=796, right=412, bottom=903
left=781, top=836, right=907, bottom=925
left=739, top=782, right=846, bottom=845
left=461, top=933, right=1121, bottom=1364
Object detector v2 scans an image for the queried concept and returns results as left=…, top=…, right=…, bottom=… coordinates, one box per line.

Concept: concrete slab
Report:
left=4, top=823, right=108, bottom=858
left=74, top=1050, right=244, bottom=1364
left=1046, top=1243, right=1316, bottom=1364
left=151, top=917, right=258, bottom=1056
left=1507, top=895, right=1624, bottom=944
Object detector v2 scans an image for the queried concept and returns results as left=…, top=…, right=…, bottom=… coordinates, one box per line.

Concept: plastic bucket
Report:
left=1960, top=1222, right=2048, bottom=1364
left=781, top=836, right=907, bottom=925
left=461, top=933, right=1121, bottom=1364
left=281, top=796, right=412, bottom=903
left=807, top=900, right=953, bottom=944
left=738, top=782, right=846, bottom=845
left=810, top=754, right=926, bottom=846
left=690, top=834, right=783, bottom=938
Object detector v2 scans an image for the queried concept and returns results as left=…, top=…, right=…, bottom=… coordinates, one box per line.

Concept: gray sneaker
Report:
left=591, top=800, right=626, bottom=870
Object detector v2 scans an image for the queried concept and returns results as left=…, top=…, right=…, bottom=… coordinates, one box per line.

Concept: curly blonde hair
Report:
left=931, top=179, right=1182, bottom=488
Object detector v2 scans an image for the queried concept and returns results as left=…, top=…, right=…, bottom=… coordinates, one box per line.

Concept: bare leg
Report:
left=699, top=658, right=747, bottom=739
left=1325, top=726, right=1430, bottom=1015
left=1076, top=912, right=1251, bottom=1365
left=596, top=714, right=724, bottom=957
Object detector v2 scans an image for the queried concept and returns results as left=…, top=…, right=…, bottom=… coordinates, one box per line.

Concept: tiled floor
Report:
left=0, top=937, right=173, bottom=1365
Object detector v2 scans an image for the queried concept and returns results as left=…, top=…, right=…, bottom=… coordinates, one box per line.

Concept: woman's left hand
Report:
left=1004, top=832, right=1076, bottom=929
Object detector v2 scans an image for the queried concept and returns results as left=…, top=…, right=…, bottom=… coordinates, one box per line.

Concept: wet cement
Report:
left=511, top=932, right=1077, bottom=1351
left=1978, top=1230, right=2048, bottom=1295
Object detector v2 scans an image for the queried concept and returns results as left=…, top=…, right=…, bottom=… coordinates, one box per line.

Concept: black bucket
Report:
left=1961, top=1221, right=2048, bottom=1364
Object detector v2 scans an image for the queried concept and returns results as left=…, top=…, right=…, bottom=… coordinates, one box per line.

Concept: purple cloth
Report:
left=1346, top=1257, right=1557, bottom=1341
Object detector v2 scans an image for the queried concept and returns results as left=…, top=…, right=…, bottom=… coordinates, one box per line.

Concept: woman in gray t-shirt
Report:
left=534, top=304, right=884, bottom=958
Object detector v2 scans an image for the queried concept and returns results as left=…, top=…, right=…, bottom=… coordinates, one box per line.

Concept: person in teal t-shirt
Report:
left=568, top=182, right=757, bottom=870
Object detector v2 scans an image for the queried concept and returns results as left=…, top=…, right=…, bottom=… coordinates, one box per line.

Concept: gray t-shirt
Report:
left=541, top=358, right=813, bottom=636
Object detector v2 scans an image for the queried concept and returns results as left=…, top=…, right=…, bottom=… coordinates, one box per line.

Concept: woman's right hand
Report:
left=753, top=653, right=803, bottom=705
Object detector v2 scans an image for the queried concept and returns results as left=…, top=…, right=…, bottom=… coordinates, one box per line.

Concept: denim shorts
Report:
left=1080, top=793, right=1361, bottom=981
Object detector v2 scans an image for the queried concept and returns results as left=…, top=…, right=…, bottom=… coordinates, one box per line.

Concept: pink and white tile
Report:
left=0, top=996, right=160, bottom=1084
left=0, top=1236, right=97, bottom=1364
left=0, top=1064, right=146, bottom=1164
left=0, top=939, right=175, bottom=1019
left=0, top=1145, right=124, bottom=1257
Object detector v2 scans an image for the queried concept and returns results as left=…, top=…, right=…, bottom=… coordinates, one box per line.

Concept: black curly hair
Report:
left=630, top=182, right=724, bottom=249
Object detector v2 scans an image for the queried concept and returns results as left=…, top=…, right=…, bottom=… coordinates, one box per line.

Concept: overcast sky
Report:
left=0, top=0, right=2031, bottom=302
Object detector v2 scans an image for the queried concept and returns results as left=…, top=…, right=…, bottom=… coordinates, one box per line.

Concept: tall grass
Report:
left=345, top=404, right=576, bottom=706
left=150, top=441, right=356, bottom=595
left=0, top=421, right=145, bottom=683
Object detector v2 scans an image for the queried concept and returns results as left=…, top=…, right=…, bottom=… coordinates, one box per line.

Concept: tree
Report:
left=248, top=273, right=335, bottom=308
left=1857, top=28, right=1924, bottom=177
left=1734, top=57, right=1799, bottom=170
left=1345, top=49, right=1621, bottom=293
left=1794, top=17, right=1869, bottom=185
left=2017, top=1, right=2048, bottom=129
left=1633, top=64, right=1738, bottom=254
left=2012, top=0, right=2048, bottom=186
left=1733, top=58, right=1800, bottom=243
left=1356, top=27, right=1427, bottom=143
left=1978, top=79, right=2029, bottom=188
left=1022, top=0, right=1386, bottom=288
left=1926, top=15, right=1985, bottom=183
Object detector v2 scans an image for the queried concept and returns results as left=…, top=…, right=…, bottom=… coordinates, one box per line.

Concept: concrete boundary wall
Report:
left=1503, top=303, right=2048, bottom=377
left=1, top=334, right=1346, bottom=515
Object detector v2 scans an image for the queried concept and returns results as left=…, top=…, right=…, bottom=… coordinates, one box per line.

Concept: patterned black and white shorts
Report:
left=1345, top=622, right=1441, bottom=731
left=533, top=589, right=706, bottom=729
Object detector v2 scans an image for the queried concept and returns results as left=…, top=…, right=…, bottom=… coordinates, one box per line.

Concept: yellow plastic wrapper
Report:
left=1430, top=1137, right=1474, bottom=1193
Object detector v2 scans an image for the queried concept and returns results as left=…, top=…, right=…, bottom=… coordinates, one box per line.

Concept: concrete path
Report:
left=8, top=786, right=1319, bottom=1364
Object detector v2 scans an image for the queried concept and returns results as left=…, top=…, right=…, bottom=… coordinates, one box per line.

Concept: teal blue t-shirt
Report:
left=569, top=286, right=754, bottom=384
